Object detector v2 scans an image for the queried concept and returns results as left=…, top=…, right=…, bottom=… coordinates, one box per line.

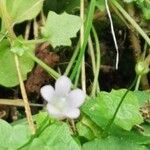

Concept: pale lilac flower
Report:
left=40, top=75, right=86, bottom=119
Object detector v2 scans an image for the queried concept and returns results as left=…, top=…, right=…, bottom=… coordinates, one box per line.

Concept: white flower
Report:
left=40, top=75, right=86, bottom=119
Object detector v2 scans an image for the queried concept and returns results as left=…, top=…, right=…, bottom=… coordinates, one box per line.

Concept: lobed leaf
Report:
left=41, top=11, right=82, bottom=48
left=82, top=89, right=143, bottom=131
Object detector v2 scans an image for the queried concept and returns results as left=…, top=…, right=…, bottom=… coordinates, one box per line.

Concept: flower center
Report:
left=53, top=97, right=67, bottom=111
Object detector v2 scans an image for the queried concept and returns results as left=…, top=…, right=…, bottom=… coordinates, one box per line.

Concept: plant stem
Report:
left=135, top=75, right=141, bottom=90
left=103, top=75, right=138, bottom=136
left=24, top=21, right=31, bottom=40
left=74, top=66, right=81, bottom=88
left=64, top=42, right=80, bottom=76
left=70, top=0, right=96, bottom=80
left=88, top=36, right=96, bottom=74
left=91, top=26, right=100, bottom=96
left=80, top=0, right=86, bottom=92
left=0, top=99, right=44, bottom=107
left=26, top=51, right=60, bottom=79
left=111, top=0, right=150, bottom=46
left=33, top=18, right=38, bottom=39
left=0, top=0, right=35, bottom=134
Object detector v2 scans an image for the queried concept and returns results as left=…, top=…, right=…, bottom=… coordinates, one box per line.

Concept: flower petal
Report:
left=55, top=75, right=72, bottom=96
left=40, top=85, right=54, bottom=102
left=47, top=103, right=65, bottom=119
left=66, top=89, right=86, bottom=107
left=64, top=108, right=80, bottom=119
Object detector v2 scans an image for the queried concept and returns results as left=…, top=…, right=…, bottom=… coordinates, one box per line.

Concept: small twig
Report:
left=14, top=55, right=36, bottom=134
left=105, top=0, right=119, bottom=70
left=0, top=99, right=44, bottom=107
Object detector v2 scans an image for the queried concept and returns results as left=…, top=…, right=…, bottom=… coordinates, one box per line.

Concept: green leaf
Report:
left=82, top=136, right=149, bottom=150
left=111, top=126, right=150, bottom=145
left=141, top=124, right=150, bottom=137
left=6, top=0, right=44, bottom=24
left=41, top=11, right=82, bottom=47
left=0, top=40, right=34, bottom=87
left=76, top=122, right=95, bottom=141
left=9, top=125, right=31, bottom=149
left=82, top=89, right=143, bottom=131
left=0, top=119, right=31, bottom=149
left=29, top=123, right=80, bottom=150
left=76, top=116, right=103, bottom=140
left=0, top=119, right=12, bottom=148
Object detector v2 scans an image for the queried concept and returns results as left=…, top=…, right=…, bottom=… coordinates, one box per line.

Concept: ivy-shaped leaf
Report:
left=0, top=40, right=34, bottom=87
left=6, top=0, right=44, bottom=24
left=82, top=89, right=143, bottom=131
left=41, top=11, right=82, bottom=48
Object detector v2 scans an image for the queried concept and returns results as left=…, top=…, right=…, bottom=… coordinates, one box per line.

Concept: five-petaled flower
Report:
left=40, top=75, right=86, bottom=119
